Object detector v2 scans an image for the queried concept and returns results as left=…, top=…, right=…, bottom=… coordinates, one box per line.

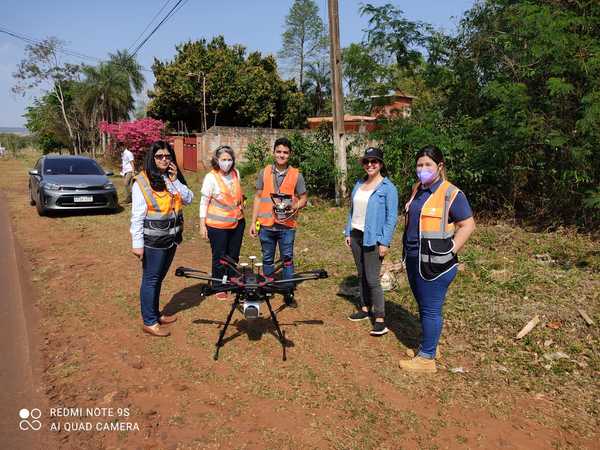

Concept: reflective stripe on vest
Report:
left=205, top=170, right=243, bottom=229
left=420, top=252, right=455, bottom=264
left=135, top=171, right=184, bottom=248
left=144, top=225, right=182, bottom=236
left=257, top=165, right=299, bottom=228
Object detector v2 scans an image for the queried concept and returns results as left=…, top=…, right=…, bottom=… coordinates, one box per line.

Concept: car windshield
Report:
left=43, top=159, right=104, bottom=175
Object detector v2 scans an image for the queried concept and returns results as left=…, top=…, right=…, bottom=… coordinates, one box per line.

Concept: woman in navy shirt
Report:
left=400, top=145, right=475, bottom=372
left=344, top=147, right=398, bottom=336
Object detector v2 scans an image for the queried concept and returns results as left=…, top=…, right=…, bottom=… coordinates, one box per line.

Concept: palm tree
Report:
left=303, top=59, right=331, bottom=116
left=108, top=50, right=145, bottom=94
left=80, top=50, right=145, bottom=153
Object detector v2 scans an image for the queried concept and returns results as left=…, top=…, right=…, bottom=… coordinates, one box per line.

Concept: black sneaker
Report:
left=348, top=310, right=369, bottom=321
left=284, top=293, right=298, bottom=308
left=370, top=322, right=389, bottom=336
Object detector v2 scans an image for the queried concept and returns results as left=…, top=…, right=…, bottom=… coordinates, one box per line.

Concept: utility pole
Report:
left=202, top=74, right=207, bottom=131
left=327, top=0, right=347, bottom=205
left=187, top=72, right=207, bottom=132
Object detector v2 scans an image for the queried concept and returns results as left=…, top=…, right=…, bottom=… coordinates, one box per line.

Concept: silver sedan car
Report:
left=28, top=155, right=119, bottom=216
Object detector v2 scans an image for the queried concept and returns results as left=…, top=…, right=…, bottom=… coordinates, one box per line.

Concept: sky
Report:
left=0, top=0, right=475, bottom=128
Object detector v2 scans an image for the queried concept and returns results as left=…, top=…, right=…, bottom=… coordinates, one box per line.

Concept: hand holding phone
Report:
left=168, top=162, right=177, bottom=181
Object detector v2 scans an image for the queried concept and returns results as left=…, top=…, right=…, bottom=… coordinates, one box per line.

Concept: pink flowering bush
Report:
left=99, top=118, right=165, bottom=159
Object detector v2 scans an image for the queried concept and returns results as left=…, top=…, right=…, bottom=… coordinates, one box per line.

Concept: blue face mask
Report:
left=417, top=168, right=436, bottom=185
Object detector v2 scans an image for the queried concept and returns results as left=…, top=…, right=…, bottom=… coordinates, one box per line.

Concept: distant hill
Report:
left=0, top=127, right=30, bottom=136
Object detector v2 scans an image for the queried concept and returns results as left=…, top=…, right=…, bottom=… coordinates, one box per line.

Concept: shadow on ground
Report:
left=338, top=275, right=421, bottom=349
left=163, top=283, right=208, bottom=315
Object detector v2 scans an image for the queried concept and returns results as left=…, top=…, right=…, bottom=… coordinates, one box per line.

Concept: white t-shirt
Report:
left=199, top=170, right=240, bottom=218
left=351, top=187, right=374, bottom=232
left=121, top=149, right=134, bottom=176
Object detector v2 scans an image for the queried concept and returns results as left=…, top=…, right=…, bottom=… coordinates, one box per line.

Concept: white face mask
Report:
left=218, top=160, right=233, bottom=172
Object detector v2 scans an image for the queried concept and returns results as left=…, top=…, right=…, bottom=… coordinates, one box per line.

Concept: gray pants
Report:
left=350, top=229, right=385, bottom=319
left=123, top=171, right=134, bottom=203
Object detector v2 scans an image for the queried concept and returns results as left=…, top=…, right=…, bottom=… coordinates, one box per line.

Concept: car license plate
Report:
left=74, top=195, right=93, bottom=203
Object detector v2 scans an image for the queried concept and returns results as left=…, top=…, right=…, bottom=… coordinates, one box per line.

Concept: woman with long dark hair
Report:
left=400, top=145, right=475, bottom=372
left=344, top=147, right=398, bottom=336
left=199, top=145, right=245, bottom=300
left=130, top=141, right=194, bottom=337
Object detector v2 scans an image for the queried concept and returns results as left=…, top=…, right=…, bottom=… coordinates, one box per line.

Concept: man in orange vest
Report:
left=249, top=138, right=308, bottom=307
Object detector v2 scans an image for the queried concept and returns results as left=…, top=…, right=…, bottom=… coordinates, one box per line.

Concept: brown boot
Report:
left=399, top=356, right=437, bottom=373
left=159, top=314, right=177, bottom=325
left=406, top=347, right=441, bottom=360
left=142, top=323, right=171, bottom=337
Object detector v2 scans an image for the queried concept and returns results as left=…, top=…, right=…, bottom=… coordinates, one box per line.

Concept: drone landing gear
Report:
left=214, top=294, right=287, bottom=361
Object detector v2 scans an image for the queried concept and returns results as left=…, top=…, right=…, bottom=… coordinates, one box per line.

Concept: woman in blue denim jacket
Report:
left=344, top=147, right=398, bottom=336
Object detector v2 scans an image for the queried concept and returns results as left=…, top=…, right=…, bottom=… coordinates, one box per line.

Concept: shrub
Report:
left=245, top=136, right=272, bottom=170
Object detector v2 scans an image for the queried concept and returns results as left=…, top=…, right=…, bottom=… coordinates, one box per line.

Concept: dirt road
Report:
left=0, top=193, right=48, bottom=449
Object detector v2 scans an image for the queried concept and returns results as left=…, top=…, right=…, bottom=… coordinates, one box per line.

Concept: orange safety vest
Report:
left=257, top=165, right=299, bottom=228
left=205, top=170, right=244, bottom=229
left=404, top=180, right=460, bottom=280
left=135, top=171, right=184, bottom=248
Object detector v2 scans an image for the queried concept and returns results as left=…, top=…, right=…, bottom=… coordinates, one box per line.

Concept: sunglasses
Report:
left=362, top=158, right=380, bottom=166
left=154, top=154, right=172, bottom=161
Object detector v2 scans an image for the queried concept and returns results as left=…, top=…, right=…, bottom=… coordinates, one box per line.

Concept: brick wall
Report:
left=195, top=126, right=312, bottom=168
left=167, top=126, right=379, bottom=172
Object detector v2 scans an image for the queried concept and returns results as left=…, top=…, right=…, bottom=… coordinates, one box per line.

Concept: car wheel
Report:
left=29, top=184, right=36, bottom=205
left=35, top=191, right=47, bottom=216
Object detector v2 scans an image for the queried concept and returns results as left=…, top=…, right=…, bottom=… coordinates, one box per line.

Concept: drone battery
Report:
left=243, top=301, right=260, bottom=320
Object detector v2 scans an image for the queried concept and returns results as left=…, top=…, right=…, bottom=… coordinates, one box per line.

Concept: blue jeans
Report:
left=259, top=227, right=295, bottom=282
left=405, top=255, right=457, bottom=359
left=140, top=245, right=177, bottom=326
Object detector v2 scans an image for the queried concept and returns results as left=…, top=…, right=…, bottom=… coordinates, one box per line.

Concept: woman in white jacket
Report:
left=199, top=145, right=245, bottom=300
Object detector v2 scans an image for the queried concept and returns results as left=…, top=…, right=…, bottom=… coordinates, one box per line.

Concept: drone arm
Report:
left=264, top=270, right=328, bottom=287
left=175, top=266, right=229, bottom=284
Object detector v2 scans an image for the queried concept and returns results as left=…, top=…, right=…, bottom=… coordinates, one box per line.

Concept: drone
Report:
left=175, top=254, right=328, bottom=360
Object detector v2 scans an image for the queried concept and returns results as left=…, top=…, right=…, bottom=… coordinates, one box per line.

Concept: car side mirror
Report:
left=105, top=171, right=114, bottom=176
left=28, top=169, right=39, bottom=176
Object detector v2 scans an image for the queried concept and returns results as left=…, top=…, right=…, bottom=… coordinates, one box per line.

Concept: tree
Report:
left=279, top=0, right=328, bottom=91
left=303, top=57, right=331, bottom=116
left=79, top=51, right=145, bottom=154
left=148, top=36, right=309, bottom=129
left=367, top=0, right=600, bottom=226
left=439, top=0, right=600, bottom=222
left=24, top=84, right=77, bottom=153
left=20, top=46, right=145, bottom=156
left=360, top=3, right=428, bottom=73
left=340, top=5, right=433, bottom=115
left=13, top=38, right=80, bottom=153
left=342, top=42, right=385, bottom=114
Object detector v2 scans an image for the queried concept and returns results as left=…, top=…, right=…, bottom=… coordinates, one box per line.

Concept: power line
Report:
left=0, top=26, right=101, bottom=63
left=128, top=0, right=175, bottom=52
left=131, top=0, right=189, bottom=57
left=131, top=0, right=187, bottom=56
left=0, top=26, right=152, bottom=72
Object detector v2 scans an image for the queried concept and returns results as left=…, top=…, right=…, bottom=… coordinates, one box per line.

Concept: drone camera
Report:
left=243, top=301, right=260, bottom=320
